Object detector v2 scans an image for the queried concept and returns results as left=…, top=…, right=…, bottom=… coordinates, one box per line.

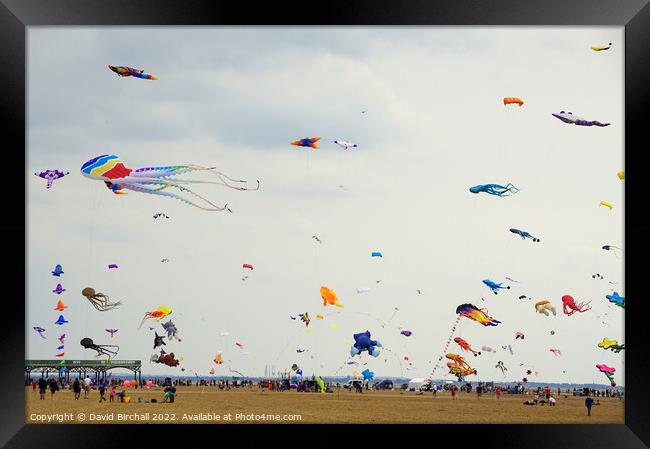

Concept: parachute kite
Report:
left=138, top=306, right=172, bottom=329
left=591, top=43, right=612, bottom=51
left=82, top=287, right=122, bottom=312
left=350, top=330, right=382, bottom=357
left=35, top=169, right=69, bottom=189
left=371, top=252, right=383, bottom=258
left=213, top=351, right=223, bottom=365
left=291, top=137, right=320, bottom=149
left=515, top=332, right=525, bottom=340
left=108, top=65, right=158, bottom=80
left=334, top=140, right=358, bottom=150
left=242, top=264, right=254, bottom=270
left=535, top=300, right=557, bottom=316
left=598, top=337, right=625, bottom=353
left=81, top=154, right=259, bottom=211
left=108, top=264, right=118, bottom=269
left=321, top=286, right=343, bottom=308
left=606, top=292, right=625, bottom=309
left=80, top=337, right=119, bottom=357
left=33, top=326, right=46, bottom=339
left=562, top=294, right=591, bottom=315
left=596, top=363, right=617, bottom=386
left=483, top=279, right=510, bottom=295
left=52, top=264, right=64, bottom=277
left=469, top=183, right=519, bottom=196
left=54, top=315, right=68, bottom=325
left=54, top=300, right=67, bottom=311
left=400, top=330, right=413, bottom=337
left=456, top=303, right=501, bottom=326
left=52, top=284, right=65, bottom=295
left=552, top=111, right=610, bottom=127
left=454, top=337, right=481, bottom=356
left=510, top=228, right=540, bottom=242
left=503, top=97, right=524, bottom=106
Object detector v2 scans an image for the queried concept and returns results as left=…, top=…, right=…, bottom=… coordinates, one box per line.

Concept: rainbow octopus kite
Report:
left=562, top=295, right=591, bottom=315
left=81, top=154, right=259, bottom=211
left=552, top=111, right=610, bottom=127
left=138, top=306, right=172, bottom=330
left=108, top=65, right=158, bottom=80
left=596, top=364, right=617, bottom=386
left=469, top=183, right=519, bottom=196
left=35, top=170, right=69, bottom=189
left=598, top=338, right=625, bottom=353
left=456, top=303, right=501, bottom=326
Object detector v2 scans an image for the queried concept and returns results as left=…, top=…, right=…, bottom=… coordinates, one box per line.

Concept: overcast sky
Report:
left=27, top=27, right=624, bottom=384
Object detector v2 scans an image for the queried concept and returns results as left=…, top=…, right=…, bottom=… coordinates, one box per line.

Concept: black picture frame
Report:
left=3, top=0, right=649, bottom=447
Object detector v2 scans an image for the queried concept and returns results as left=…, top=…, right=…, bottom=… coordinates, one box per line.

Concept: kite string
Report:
left=430, top=315, right=462, bottom=378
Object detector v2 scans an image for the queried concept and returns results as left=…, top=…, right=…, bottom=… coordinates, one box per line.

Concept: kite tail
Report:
left=138, top=314, right=150, bottom=330
left=335, top=303, right=344, bottom=308
left=133, top=72, right=157, bottom=80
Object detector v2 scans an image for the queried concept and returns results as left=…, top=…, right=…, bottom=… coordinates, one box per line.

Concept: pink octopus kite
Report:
left=562, top=295, right=591, bottom=316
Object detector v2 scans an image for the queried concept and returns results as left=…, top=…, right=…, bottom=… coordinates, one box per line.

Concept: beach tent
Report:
left=408, top=378, right=427, bottom=391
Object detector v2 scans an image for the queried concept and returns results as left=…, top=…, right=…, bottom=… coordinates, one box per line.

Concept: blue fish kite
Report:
left=509, top=228, right=540, bottom=242
left=606, top=292, right=625, bottom=309
left=54, top=315, right=69, bottom=325
left=371, top=252, right=383, bottom=258
left=52, top=264, right=64, bottom=277
left=483, top=279, right=511, bottom=295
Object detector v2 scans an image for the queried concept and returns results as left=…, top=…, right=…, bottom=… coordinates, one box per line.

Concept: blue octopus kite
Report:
left=469, top=183, right=519, bottom=196
left=483, top=279, right=511, bottom=295
left=351, top=330, right=382, bottom=357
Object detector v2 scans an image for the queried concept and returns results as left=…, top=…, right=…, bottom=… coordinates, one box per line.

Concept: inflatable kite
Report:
left=242, top=264, right=254, bottom=270
left=591, top=43, right=611, bottom=51
left=510, top=228, right=540, bottom=242
left=321, top=286, right=344, bottom=308
left=456, top=303, right=501, bottom=326
left=157, top=352, right=180, bottom=367
left=33, top=326, right=46, bottom=339
left=138, top=306, right=172, bottom=329
left=562, top=294, right=591, bottom=315
left=606, top=292, right=625, bottom=309
left=552, top=111, right=610, bottom=127
left=52, top=264, right=64, bottom=277
left=350, top=330, right=382, bottom=357
left=291, top=364, right=303, bottom=376
left=503, top=97, right=524, bottom=106
left=52, top=284, right=65, bottom=295
left=361, top=369, right=374, bottom=381
left=598, top=337, right=625, bottom=353
left=446, top=353, right=476, bottom=380
left=153, top=332, right=166, bottom=349
left=81, top=155, right=259, bottom=211
left=108, top=65, right=158, bottom=80
left=54, top=300, right=67, bottom=311
left=291, top=137, right=320, bottom=149
left=80, top=337, right=119, bottom=357
left=617, top=171, right=624, bottom=180
left=316, top=376, right=326, bottom=393
left=82, top=287, right=122, bottom=312
left=162, top=320, right=180, bottom=340
left=483, top=279, right=510, bottom=295
left=334, top=140, right=358, bottom=150
left=54, top=315, right=68, bottom=325
left=35, top=169, right=69, bottom=189
left=454, top=337, right=481, bottom=356
left=108, top=264, right=118, bottom=269
left=469, top=183, right=519, bottom=196
left=535, top=300, right=556, bottom=316
left=596, top=363, right=616, bottom=386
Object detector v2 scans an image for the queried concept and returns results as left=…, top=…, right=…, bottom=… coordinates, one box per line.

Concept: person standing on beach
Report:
left=38, top=377, right=47, bottom=400
left=73, top=379, right=81, bottom=400
left=31, top=380, right=37, bottom=392
left=451, top=385, right=458, bottom=400
left=99, top=382, right=107, bottom=402
left=109, top=386, right=116, bottom=402
left=83, top=377, right=91, bottom=399
left=585, top=396, right=594, bottom=416
left=495, top=386, right=501, bottom=400
left=476, top=384, right=483, bottom=399
left=48, top=378, right=59, bottom=400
